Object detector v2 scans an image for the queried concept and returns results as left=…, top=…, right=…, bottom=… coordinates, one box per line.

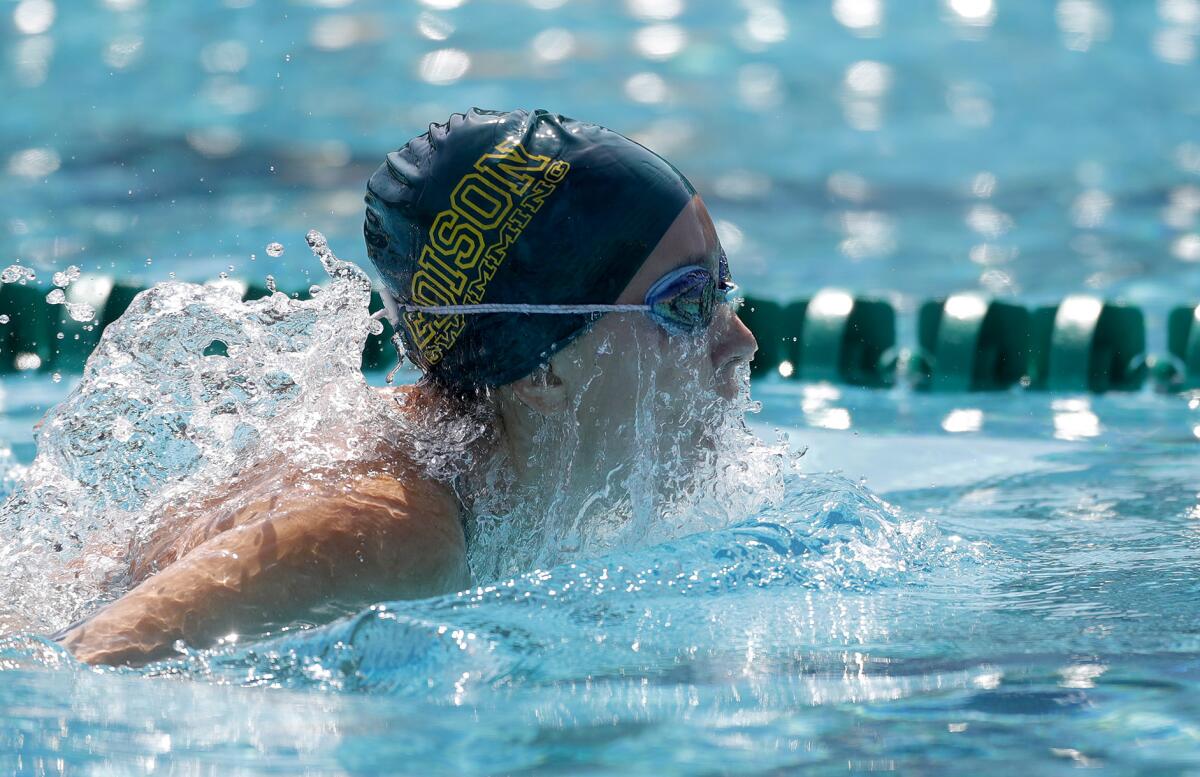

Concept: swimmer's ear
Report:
left=510, top=363, right=567, bottom=415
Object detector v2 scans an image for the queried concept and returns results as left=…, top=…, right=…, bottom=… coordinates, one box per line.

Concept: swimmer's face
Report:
left=507, top=195, right=758, bottom=480
left=608, top=194, right=757, bottom=404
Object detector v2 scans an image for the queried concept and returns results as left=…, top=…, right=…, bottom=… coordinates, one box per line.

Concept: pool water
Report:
left=4, top=0, right=1200, bottom=773
left=3, top=371, right=1199, bottom=773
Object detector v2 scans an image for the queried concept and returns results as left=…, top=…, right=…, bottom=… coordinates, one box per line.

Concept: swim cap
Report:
left=364, top=108, right=696, bottom=389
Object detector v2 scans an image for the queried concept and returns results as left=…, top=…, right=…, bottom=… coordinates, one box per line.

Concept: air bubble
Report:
left=56, top=332, right=64, bottom=340
left=309, top=284, right=322, bottom=296
left=0, top=315, right=9, bottom=324
left=45, top=289, right=65, bottom=305
left=266, top=242, right=284, bottom=257
left=369, top=318, right=384, bottom=336
left=51, top=372, right=61, bottom=383
left=265, top=275, right=277, bottom=293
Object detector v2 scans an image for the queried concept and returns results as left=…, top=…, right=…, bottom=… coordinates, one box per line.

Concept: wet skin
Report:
left=57, top=195, right=757, bottom=666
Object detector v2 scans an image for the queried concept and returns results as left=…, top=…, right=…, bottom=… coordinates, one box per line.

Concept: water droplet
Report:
left=385, top=332, right=408, bottom=384
left=266, top=242, right=284, bottom=257
left=65, top=302, right=95, bottom=322
left=14, top=353, right=40, bottom=371
left=265, top=275, right=277, bottom=293
left=45, top=289, right=65, bottom=305
left=52, top=265, right=80, bottom=288
left=0, top=315, right=9, bottom=324
left=51, top=372, right=61, bottom=383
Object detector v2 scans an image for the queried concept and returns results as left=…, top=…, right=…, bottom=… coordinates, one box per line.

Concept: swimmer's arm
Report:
left=56, top=476, right=470, bottom=666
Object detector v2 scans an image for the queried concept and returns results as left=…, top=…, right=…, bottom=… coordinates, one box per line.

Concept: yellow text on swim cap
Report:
left=407, top=140, right=570, bottom=367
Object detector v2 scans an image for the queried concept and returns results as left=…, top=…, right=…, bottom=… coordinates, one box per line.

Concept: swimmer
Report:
left=56, top=108, right=758, bottom=665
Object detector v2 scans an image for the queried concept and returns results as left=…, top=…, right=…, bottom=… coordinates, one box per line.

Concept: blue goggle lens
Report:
left=644, top=259, right=737, bottom=334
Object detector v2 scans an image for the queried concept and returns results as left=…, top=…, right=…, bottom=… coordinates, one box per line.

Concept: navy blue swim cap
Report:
left=364, top=108, right=696, bottom=389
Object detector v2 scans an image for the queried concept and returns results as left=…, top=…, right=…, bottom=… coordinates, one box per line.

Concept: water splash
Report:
left=0, top=232, right=386, bottom=634
left=135, top=473, right=963, bottom=695
left=64, top=302, right=95, bottom=322
left=52, top=266, right=80, bottom=288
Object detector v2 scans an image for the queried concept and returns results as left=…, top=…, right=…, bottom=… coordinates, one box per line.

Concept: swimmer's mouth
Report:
left=714, top=356, right=748, bottom=398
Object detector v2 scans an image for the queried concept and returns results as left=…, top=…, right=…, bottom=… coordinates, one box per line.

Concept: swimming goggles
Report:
left=377, top=255, right=738, bottom=336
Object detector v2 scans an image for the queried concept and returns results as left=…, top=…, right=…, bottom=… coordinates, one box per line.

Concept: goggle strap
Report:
left=397, top=302, right=651, bottom=316
left=373, top=265, right=726, bottom=321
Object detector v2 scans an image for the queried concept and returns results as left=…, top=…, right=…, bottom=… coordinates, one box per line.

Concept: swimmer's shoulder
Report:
left=303, top=464, right=470, bottom=599
left=132, top=422, right=470, bottom=599
left=62, top=468, right=470, bottom=665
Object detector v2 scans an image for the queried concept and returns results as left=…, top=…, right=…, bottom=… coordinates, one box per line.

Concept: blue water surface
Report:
left=4, top=0, right=1200, bottom=774
left=3, top=374, right=1199, bottom=774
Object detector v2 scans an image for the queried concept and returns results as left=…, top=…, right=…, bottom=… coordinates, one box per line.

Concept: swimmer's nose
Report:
left=710, top=305, right=757, bottom=387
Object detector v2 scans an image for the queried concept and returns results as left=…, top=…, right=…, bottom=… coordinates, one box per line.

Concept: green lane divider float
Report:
left=0, top=283, right=53, bottom=371
left=915, top=293, right=1028, bottom=392
left=0, top=277, right=1193, bottom=393
left=739, top=290, right=895, bottom=387
left=1167, top=303, right=1200, bottom=390
left=1028, top=295, right=1146, bottom=392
